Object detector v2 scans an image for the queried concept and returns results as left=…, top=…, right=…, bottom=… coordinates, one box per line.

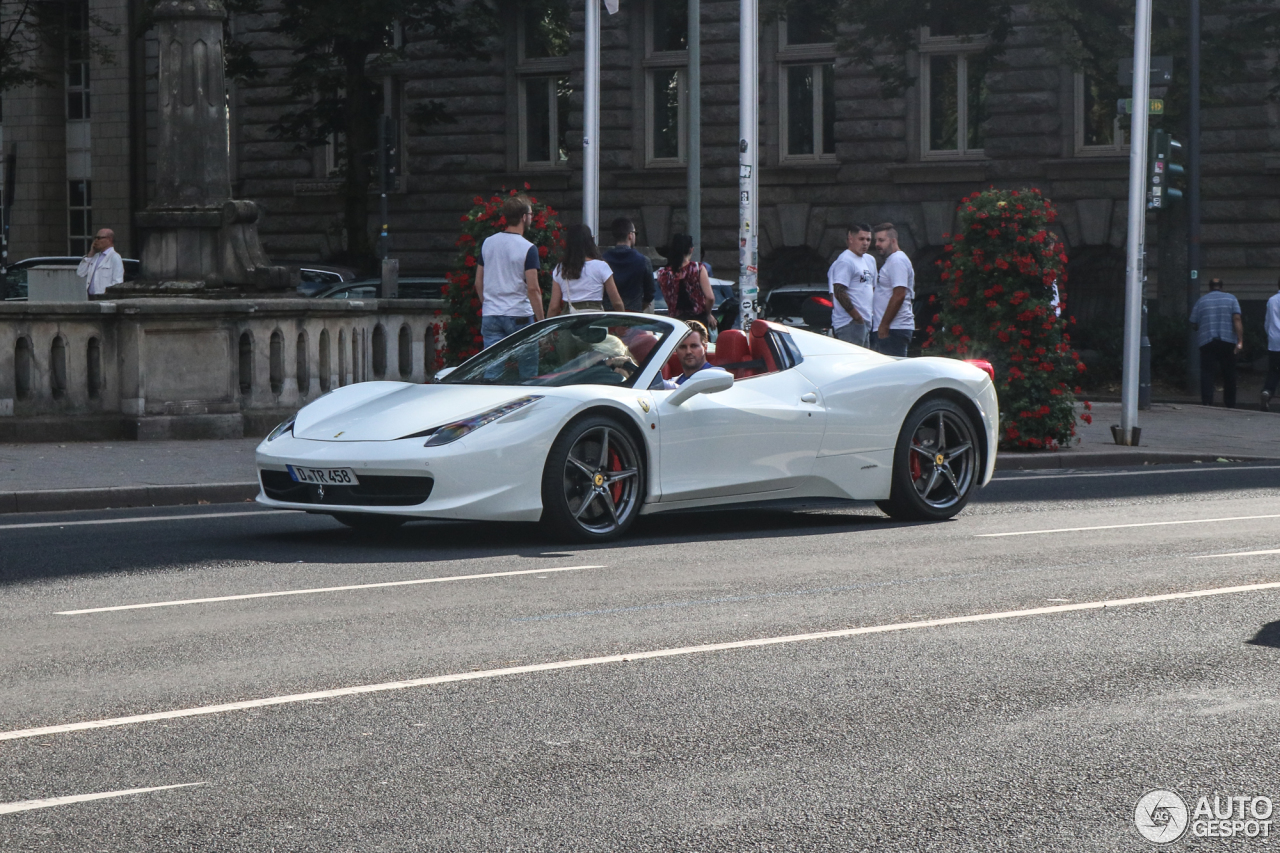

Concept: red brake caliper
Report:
left=609, top=448, right=624, bottom=503
left=909, top=441, right=923, bottom=482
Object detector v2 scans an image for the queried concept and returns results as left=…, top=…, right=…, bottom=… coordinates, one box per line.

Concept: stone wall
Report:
left=0, top=298, right=445, bottom=441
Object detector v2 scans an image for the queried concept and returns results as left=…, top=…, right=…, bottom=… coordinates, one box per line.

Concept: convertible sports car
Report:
left=256, top=313, right=998, bottom=541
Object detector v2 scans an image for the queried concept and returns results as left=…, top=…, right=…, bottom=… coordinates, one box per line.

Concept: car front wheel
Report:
left=877, top=398, right=981, bottom=521
left=541, top=416, right=645, bottom=542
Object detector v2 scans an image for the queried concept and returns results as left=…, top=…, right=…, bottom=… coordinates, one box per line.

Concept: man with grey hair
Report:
left=77, top=228, right=124, bottom=296
left=871, top=222, right=916, bottom=357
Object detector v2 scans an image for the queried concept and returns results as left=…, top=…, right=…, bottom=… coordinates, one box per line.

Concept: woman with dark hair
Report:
left=548, top=224, right=625, bottom=316
left=657, top=233, right=717, bottom=330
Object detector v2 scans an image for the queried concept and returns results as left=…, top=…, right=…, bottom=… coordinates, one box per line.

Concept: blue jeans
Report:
left=480, top=314, right=536, bottom=380
left=874, top=329, right=913, bottom=357
left=834, top=322, right=870, bottom=348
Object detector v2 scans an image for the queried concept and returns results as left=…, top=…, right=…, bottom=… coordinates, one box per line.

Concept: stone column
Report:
left=132, top=0, right=296, bottom=293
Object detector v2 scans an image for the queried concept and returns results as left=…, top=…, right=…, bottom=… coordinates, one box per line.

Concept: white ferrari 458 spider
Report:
left=256, top=313, right=998, bottom=541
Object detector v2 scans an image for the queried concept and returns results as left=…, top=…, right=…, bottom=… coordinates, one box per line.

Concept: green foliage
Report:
left=440, top=188, right=565, bottom=368
left=1, top=0, right=118, bottom=94
left=923, top=189, right=1090, bottom=451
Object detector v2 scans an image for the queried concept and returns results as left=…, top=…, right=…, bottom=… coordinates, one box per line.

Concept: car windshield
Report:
left=444, top=314, right=675, bottom=387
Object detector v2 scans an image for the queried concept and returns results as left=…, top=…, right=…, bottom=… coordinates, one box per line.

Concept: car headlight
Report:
left=422, top=396, right=542, bottom=447
left=267, top=418, right=295, bottom=441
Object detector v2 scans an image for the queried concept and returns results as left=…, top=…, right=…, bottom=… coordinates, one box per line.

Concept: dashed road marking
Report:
left=0, top=783, right=204, bottom=815
left=58, top=565, right=606, bottom=615
left=7, top=579, right=1279, bottom=743
left=976, top=514, right=1280, bottom=538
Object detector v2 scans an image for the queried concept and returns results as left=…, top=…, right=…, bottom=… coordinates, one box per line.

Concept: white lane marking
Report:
left=994, top=464, right=1280, bottom=481
left=0, top=783, right=204, bottom=815
left=0, top=511, right=290, bottom=532
left=57, top=565, right=606, bottom=615
left=1194, top=548, right=1280, bottom=560
left=8, top=579, right=1279, bottom=743
left=976, top=514, right=1280, bottom=538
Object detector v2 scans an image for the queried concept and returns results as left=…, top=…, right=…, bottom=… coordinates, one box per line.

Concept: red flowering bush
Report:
left=922, top=188, right=1091, bottom=450
left=440, top=186, right=564, bottom=367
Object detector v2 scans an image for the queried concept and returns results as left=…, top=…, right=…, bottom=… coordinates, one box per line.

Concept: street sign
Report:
left=1119, top=55, right=1173, bottom=86
left=1118, top=98, right=1164, bottom=116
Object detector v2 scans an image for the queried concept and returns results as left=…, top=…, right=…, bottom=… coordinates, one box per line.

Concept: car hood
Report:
left=293, top=382, right=547, bottom=442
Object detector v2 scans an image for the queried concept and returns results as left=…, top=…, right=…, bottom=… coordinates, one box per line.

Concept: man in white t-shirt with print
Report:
left=826, top=223, right=876, bottom=347
left=871, top=222, right=915, bottom=358
left=475, top=194, right=545, bottom=353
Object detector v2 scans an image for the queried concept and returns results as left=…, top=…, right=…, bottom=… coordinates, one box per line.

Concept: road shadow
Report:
left=1246, top=620, right=1280, bottom=650
left=0, top=504, right=935, bottom=584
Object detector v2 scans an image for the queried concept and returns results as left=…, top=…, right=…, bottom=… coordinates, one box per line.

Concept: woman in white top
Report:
left=548, top=224, right=626, bottom=316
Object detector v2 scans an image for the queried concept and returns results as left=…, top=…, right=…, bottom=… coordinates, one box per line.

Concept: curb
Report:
left=994, top=451, right=1278, bottom=471
left=0, top=483, right=260, bottom=515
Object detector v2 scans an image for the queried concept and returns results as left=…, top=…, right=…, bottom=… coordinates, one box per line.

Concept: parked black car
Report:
left=2, top=256, right=141, bottom=301
left=314, top=276, right=446, bottom=300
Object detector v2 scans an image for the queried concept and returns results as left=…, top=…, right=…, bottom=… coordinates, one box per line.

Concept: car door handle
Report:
left=800, top=392, right=818, bottom=404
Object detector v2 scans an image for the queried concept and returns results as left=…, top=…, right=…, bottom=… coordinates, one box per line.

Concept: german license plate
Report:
left=287, top=465, right=360, bottom=486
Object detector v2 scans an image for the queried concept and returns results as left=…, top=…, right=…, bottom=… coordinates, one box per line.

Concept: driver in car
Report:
left=660, top=321, right=728, bottom=389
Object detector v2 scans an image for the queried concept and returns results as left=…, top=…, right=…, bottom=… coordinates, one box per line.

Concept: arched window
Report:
left=50, top=336, right=67, bottom=399
left=398, top=325, right=412, bottom=378
left=318, top=329, right=331, bottom=393
left=87, top=336, right=102, bottom=398
left=269, top=330, right=284, bottom=396
left=15, top=336, right=33, bottom=400
left=296, top=331, right=309, bottom=396
left=238, top=332, right=253, bottom=395
left=372, top=324, right=387, bottom=378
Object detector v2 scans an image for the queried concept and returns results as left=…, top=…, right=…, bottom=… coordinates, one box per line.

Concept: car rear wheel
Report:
left=331, top=512, right=408, bottom=534
left=541, top=416, right=644, bottom=542
left=877, top=398, right=980, bottom=521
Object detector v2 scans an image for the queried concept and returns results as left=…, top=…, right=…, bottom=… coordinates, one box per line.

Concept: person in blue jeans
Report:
left=871, top=223, right=916, bottom=357
left=475, top=194, right=545, bottom=378
left=1190, top=278, right=1244, bottom=408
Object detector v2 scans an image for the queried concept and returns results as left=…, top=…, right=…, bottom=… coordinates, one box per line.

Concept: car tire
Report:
left=877, top=397, right=981, bottom=522
left=541, top=415, right=645, bottom=543
left=331, top=512, right=408, bottom=534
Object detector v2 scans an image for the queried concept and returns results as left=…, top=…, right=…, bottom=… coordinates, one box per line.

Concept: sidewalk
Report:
left=1, top=403, right=1276, bottom=513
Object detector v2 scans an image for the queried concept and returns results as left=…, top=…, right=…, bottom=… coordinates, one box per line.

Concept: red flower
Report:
left=1081, top=413, right=1093, bottom=425
left=464, top=256, right=476, bottom=268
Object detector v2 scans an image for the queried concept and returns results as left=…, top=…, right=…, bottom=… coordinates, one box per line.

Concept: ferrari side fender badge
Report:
left=638, top=399, right=650, bottom=413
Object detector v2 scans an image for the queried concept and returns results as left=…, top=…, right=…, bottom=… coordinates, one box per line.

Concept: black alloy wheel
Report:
left=331, top=512, right=408, bottom=534
left=541, top=415, right=644, bottom=542
left=878, top=398, right=980, bottom=521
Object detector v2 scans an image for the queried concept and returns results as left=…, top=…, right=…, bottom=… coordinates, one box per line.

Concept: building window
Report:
left=781, top=64, right=835, bottom=159
left=645, top=0, right=687, bottom=166
left=521, top=76, right=571, bottom=166
left=781, top=10, right=835, bottom=47
left=517, top=2, right=572, bottom=169
left=68, top=180, right=92, bottom=255
left=1076, top=72, right=1126, bottom=154
left=66, top=1, right=91, bottom=120
left=920, top=49, right=987, bottom=158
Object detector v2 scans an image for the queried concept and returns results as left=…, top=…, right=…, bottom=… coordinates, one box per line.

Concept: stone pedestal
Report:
left=27, top=266, right=85, bottom=302
left=133, top=0, right=296, bottom=295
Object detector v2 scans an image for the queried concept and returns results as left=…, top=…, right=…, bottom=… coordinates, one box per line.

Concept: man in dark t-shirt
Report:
left=601, top=216, right=655, bottom=313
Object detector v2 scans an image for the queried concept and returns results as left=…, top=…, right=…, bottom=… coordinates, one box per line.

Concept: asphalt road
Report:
left=2, top=463, right=1279, bottom=851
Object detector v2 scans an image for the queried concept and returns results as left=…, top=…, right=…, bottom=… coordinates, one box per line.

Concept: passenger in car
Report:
left=660, top=321, right=728, bottom=390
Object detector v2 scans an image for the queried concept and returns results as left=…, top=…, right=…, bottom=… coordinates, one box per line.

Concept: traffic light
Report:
left=378, top=114, right=398, bottom=192
left=1148, top=129, right=1184, bottom=209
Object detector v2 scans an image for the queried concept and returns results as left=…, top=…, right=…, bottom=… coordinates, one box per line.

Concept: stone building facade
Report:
left=6, top=1, right=1280, bottom=320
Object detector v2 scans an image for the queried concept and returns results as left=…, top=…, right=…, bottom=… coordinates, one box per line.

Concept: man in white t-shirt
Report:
left=826, top=223, right=876, bottom=347
left=475, top=194, right=546, bottom=352
left=871, top=222, right=916, bottom=358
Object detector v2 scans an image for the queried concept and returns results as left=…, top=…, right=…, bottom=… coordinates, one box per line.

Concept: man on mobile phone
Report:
left=77, top=228, right=124, bottom=296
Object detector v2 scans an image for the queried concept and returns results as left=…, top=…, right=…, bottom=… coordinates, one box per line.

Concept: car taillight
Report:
left=965, top=359, right=995, bottom=381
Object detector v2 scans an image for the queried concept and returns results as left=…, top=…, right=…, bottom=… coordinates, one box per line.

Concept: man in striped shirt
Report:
left=1189, top=278, right=1244, bottom=408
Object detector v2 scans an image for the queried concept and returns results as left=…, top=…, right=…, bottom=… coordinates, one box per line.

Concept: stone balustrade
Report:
left=0, top=298, right=445, bottom=441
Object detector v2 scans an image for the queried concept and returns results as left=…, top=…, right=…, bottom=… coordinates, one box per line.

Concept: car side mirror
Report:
left=665, top=369, right=733, bottom=406
left=434, top=366, right=457, bottom=382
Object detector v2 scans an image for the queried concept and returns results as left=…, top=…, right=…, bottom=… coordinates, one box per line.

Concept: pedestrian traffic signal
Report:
left=1148, top=129, right=1184, bottom=209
